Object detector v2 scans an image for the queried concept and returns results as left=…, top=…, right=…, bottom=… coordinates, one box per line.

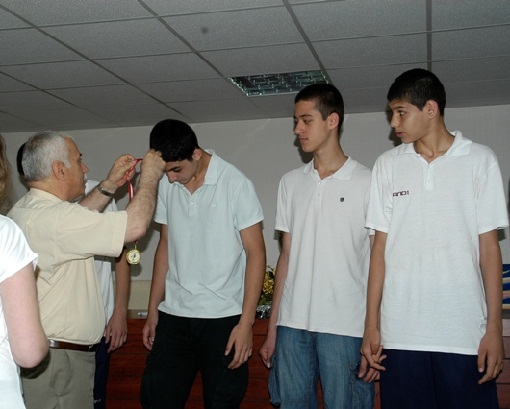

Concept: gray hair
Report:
left=22, top=131, right=73, bottom=182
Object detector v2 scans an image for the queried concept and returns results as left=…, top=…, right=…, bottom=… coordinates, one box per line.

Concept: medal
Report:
left=126, top=244, right=141, bottom=265
left=125, top=158, right=143, bottom=266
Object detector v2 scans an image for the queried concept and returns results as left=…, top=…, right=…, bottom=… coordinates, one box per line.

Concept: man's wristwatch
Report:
left=96, top=183, right=115, bottom=198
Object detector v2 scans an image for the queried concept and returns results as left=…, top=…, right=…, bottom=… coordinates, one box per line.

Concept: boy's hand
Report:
left=477, top=329, right=504, bottom=384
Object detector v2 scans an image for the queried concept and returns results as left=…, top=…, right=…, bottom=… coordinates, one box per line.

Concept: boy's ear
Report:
left=424, top=100, right=440, bottom=119
left=328, top=111, right=340, bottom=129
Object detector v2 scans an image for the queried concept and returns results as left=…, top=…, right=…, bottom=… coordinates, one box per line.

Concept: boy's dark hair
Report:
left=295, top=83, right=344, bottom=130
left=149, top=119, right=199, bottom=162
left=387, top=68, right=446, bottom=116
left=16, top=143, right=25, bottom=177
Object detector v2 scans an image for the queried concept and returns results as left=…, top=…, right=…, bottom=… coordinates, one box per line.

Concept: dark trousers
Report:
left=93, top=337, right=110, bottom=409
left=140, top=312, right=248, bottom=409
left=380, top=349, right=499, bottom=409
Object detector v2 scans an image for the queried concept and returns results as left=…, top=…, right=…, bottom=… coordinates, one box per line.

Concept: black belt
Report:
left=48, top=339, right=100, bottom=352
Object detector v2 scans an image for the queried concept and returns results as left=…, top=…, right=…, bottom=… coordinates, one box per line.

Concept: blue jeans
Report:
left=273, top=326, right=374, bottom=409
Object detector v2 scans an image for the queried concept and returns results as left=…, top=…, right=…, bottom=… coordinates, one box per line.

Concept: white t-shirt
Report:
left=86, top=181, right=117, bottom=323
left=367, top=131, right=509, bottom=354
left=0, top=216, right=37, bottom=408
left=275, top=157, right=372, bottom=337
left=155, top=150, right=264, bottom=318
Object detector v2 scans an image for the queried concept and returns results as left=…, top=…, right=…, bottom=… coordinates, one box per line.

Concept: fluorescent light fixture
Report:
left=229, top=70, right=329, bottom=97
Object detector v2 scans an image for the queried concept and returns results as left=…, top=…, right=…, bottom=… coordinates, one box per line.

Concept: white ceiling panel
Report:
left=0, top=73, right=35, bottom=92
left=0, top=0, right=151, bottom=25
left=201, top=44, right=319, bottom=77
left=142, top=0, right=282, bottom=15
left=164, top=7, right=303, bottom=51
left=432, top=26, right=510, bottom=60
left=314, top=34, right=428, bottom=69
left=432, top=0, right=510, bottom=30
left=139, top=79, right=243, bottom=102
left=99, top=54, right=220, bottom=83
left=44, top=19, right=190, bottom=59
left=0, top=90, right=73, bottom=110
left=294, top=0, right=427, bottom=40
left=0, top=8, right=29, bottom=28
left=48, top=85, right=158, bottom=109
left=1, top=61, right=123, bottom=88
left=0, top=0, right=508, bottom=132
left=0, top=29, right=81, bottom=64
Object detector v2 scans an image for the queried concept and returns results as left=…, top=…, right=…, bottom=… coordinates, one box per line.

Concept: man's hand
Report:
left=106, top=154, right=137, bottom=187
left=225, top=322, right=253, bottom=369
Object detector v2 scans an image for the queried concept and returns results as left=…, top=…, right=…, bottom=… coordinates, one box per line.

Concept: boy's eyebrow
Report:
left=166, top=165, right=181, bottom=172
left=294, top=113, right=314, bottom=119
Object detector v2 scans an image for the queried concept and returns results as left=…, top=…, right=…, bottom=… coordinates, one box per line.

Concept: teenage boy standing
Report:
left=361, top=68, right=508, bottom=409
left=260, top=83, right=375, bottom=408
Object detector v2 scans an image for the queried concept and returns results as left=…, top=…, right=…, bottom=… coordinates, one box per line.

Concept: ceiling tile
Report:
left=87, top=103, right=187, bottom=125
left=48, top=85, right=158, bottom=108
left=432, top=56, right=510, bottom=84
left=139, top=79, right=243, bottom=102
left=100, top=54, right=220, bottom=83
left=201, top=44, right=319, bottom=77
left=0, top=29, right=81, bottom=64
left=0, top=8, right=29, bottom=28
left=142, top=0, right=282, bottom=14
left=314, top=34, right=428, bottom=69
left=293, top=0, right=426, bottom=40
left=328, top=63, right=428, bottom=91
left=0, top=0, right=151, bottom=24
left=0, top=90, right=74, bottom=110
left=164, top=7, right=303, bottom=51
left=0, top=112, right=41, bottom=133
left=0, top=72, right=35, bottom=92
left=432, top=26, right=510, bottom=60
left=45, top=19, right=190, bottom=59
left=432, top=0, right=510, bottom=30
left=169, top=98, right=268, bottom=123
left=1, top=61, right=123, bottom=88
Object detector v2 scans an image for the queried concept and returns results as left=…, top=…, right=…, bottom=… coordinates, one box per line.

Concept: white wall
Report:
left=4, top=105, right=510, bottom=307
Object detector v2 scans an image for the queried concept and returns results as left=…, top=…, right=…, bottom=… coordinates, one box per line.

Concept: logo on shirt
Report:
left=392, top=190, right=409, bottom=197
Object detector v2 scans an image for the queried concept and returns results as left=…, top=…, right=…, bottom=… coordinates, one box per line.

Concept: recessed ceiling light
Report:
left=229, top=70, right=329, bottom=97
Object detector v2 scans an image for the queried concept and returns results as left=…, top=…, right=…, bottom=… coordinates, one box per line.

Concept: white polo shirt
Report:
left=276, top=157, right=372, bottom=337
left=367, top=131, right=509, bottom=354
left=155, top=150, right=264, bottom=318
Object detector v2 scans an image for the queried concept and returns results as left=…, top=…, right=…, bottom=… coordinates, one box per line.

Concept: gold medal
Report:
left=126, top=244, right=141, bottom=265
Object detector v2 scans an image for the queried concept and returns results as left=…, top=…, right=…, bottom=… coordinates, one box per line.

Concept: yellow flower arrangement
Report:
left=258, top=265, right=275, bottom=306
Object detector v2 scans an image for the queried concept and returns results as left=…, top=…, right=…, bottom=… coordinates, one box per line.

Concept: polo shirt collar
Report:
left=303, top=156, right=356, bottom=180
left=399, top=130, right=472, bottom=157
left=203, top=149, right=218, bottom=185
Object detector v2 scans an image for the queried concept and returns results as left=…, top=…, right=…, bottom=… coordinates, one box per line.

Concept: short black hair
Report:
left=387, top=68, right=446, bottom=116
left=16, top=143, right=25, bottom=177
left=295, top=83, right=344, bottom=130
left=149, top=119, right=199, bottom=162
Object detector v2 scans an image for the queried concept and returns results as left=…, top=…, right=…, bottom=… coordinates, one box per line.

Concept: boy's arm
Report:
left=260, top=231, right=290, bottom=368
left=105, top=247, right=130, bottom=352
left=225, top=222, right=266, bottom=369
left=478, top=229, right=505, bottom=384
left=142, top=224, right=168, bottom=350
left=360, top=230, right=387, bottom=381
